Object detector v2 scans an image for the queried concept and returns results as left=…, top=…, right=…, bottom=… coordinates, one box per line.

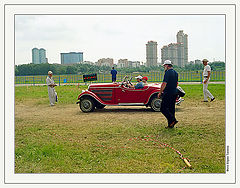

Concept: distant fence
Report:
left=15, top=71, right=225, bottom=85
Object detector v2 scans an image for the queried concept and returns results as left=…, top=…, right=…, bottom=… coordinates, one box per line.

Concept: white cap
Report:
left=163, top=60, right=173, bottom=66
left=48, top=71, right=53, bottom=74
left=135, top=75, right=143, bottom=79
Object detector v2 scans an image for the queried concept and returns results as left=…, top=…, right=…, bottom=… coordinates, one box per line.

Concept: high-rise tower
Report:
left=176, top=30, right=188, bottom=66
left=32, top=47, right=47, bottom=64
left=146, top=41, right=158, bottom=67
left=32, top=48, right=40, bottom=64
left=161, top=30, right=188, bottom=67
left=39, top=48, right=47, bottom=63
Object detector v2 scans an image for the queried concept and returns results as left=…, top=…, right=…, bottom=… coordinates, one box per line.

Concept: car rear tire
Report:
left=80, top=98, right=95, bottom=112
left=150, top=97, right=162, bottom=112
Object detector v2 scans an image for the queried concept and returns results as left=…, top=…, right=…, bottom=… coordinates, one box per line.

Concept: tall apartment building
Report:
left=32, top=48, right=40, bottom=64
left=97, top=58, right=114, bottom=67
left=161, top=30, right=188, bottom=67
left=60, top=52, right=83, bottom=65
left=32, top=47, right=47, bottom=64
left=39, top=48, right=47, bottom=63
left=177, top=30, right=188, bottom=66
left=146, top=41, right=158, bottom=67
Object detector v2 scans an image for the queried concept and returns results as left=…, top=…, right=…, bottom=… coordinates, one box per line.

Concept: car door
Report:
left=115, top=85, right=149, bottom=104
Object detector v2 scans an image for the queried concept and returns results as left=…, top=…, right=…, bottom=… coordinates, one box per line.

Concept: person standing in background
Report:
left=46, top=71, right=57, bottom=106
left=111, top=67, right=117, bottom=83
left=202, top=59, right=215, bottom=102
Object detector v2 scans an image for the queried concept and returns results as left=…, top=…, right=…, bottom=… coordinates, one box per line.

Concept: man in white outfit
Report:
left=202, top=59, right=215, bottom=102
left=46, top=71, right=57, bottom=106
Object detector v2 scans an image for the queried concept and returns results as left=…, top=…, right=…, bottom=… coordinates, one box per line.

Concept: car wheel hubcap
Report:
left=154, top=100, right=161, bottom=108
left=83, top=101, right=91, bottom=109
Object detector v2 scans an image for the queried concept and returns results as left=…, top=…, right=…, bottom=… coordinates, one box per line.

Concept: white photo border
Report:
left=3, top=2, right=236, bottom=184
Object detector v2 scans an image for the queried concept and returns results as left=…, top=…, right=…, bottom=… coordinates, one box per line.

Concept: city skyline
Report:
left=15, top=15, right=225, bottom=65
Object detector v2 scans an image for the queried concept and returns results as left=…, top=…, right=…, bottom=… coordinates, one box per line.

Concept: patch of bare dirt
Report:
left=15, top=99, right=225, bottom=129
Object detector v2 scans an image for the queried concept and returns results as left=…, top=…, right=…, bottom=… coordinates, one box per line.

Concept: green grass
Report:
left=180, top=84, right=225, bottom=100
left=15, top=84, right=225, bottom=104
left=15, top=84, right=225, bottom=173
left=15, top=85, right=88, bottom=105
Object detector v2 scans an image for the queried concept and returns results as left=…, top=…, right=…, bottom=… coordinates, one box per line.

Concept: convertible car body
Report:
left=77, top=76, right=162, bottom=112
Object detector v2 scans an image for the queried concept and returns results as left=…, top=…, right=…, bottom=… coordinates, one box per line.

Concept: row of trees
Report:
left=15, top=63, right=109, bottom=76
left=15, top=62, right=225, bottom=76
left=184, top=61, right=225, bottom=71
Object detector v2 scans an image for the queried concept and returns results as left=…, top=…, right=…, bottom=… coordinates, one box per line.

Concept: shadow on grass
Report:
left=97, top=107, right=183, bottom=113
left=76, top=107, right=183, bottom=115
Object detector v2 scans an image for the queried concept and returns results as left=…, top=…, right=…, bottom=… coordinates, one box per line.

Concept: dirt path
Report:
left=15, top=98, right=225, bottom=129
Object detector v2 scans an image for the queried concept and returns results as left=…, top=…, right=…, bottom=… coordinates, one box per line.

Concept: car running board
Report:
left=118, top=103, right=145, bottom=106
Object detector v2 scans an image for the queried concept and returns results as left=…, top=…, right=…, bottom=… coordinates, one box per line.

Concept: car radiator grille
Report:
left=91, top=89, right=112, bottom=102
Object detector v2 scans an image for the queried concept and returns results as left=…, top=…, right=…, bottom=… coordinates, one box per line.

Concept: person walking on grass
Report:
left=111, top=67, right=117, bottom=83
left=202, top=59, right=215, bottom=102
left=46, top=71, right=57, bottom=106
left=158, top=60, right=178, bottom=128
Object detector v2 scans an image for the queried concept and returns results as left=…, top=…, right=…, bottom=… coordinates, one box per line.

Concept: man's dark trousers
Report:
left=160, top=93, right=176, bottom=125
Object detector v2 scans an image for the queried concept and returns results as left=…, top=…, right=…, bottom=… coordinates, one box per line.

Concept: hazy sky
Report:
left=15, top=15, right=225, bottom=65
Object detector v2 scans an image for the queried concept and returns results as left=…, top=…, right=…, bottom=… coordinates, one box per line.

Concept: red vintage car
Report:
left=77, top=76, right=163, bottom=112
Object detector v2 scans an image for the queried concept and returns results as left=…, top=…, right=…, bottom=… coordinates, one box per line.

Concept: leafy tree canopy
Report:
left=15, top=61, right=225, bottom=76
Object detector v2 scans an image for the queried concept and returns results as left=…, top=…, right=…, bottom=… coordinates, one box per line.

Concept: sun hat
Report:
left=142, top=76, right=148, bottom=81
left=135, top=75, right=143, bottom=79
left=163, top=60, right=173, bottom=66
left=202, top=59, right=208, bottom=62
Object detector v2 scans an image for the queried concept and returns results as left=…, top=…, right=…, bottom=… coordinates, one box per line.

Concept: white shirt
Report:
left=203, top=64, right=211, bottom=77
left=46, top=76, right=55, bottom=86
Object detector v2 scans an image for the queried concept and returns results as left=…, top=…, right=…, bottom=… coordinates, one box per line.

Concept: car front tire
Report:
left=150, top=97, right=162, bottom=112
left=80, top=98, right=95, bottom=112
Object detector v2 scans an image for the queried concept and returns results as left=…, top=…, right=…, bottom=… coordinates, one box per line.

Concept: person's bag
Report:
left=55, top=92, right=58, bottom=102
left=176, top=86, right=185, bottom=97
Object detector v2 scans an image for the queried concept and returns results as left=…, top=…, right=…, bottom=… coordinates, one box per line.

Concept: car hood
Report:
left=88, top=83, right=162, bottom=89
left=88, top=83, right=120, bottom=88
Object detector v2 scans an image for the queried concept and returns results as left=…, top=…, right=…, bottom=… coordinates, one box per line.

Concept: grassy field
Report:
left=15, top=84, right=225, bottom=173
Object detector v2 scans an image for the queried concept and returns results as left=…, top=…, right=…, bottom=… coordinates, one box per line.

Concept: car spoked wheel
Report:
left=80, top=98, right=95, bottom=112
left=150, top=97, right=162, bottom=112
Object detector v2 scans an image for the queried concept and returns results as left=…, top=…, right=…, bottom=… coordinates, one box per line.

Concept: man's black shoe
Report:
left=210, top=97, right=215, bottom=102
left=166, top=120, right=178, bottom=128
